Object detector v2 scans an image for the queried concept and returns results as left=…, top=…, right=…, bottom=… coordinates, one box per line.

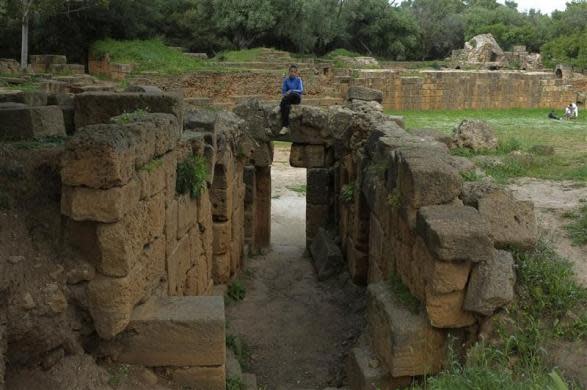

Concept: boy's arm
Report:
left=292, top=78, right=304, bottom=95
left=282, top=79, right=288, bottom=96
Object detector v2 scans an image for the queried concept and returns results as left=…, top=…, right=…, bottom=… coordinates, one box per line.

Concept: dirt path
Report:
left=508, top=178, right=587, bottom=287
left=226, top=145, right=366, bottom=389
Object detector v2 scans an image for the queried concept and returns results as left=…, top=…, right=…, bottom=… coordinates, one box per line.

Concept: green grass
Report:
left=227, top=280, right=246, bottom=302
left=286, top=184, right=307, bottom=194
left=563, top=204, right=587, bottom=246
left=226, top=334, right=251, bottom=370
left=419, top=240, right=587, bottom=389
left=386, top=108, right=587, bottom=182
left=91, top=38, right=217, bottom=75
left=112, top=108, right=149, bottom=124
left=176, top=154, right=208, bottom=198
left=340, top=183, right=355, bottom=203
left=323, top=48, right=362, bottom=59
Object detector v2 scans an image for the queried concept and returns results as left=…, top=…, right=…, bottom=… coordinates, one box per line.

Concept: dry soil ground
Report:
left=225, top=144, right=366, bottom=389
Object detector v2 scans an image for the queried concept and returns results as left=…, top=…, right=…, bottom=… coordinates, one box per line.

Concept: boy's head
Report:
left=288, top=64, right=298, bottom=78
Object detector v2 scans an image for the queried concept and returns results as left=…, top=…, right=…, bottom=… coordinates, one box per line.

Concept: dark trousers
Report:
left=280, top=93, right=301, bottom=127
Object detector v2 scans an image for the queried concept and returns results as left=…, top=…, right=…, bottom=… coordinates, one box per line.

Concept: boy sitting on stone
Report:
left=278, top=64, right=304, bottom=135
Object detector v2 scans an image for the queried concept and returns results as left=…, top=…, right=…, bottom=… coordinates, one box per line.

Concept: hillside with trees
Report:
left=0, top=0, right=586, bottom=69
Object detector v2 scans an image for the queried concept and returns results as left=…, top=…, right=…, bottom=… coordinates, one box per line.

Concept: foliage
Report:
left=227, top=280, right=246, bottom=302
left=387, top=108, right=587, bottom=183
left=176, top=155, right=208, bottom=198
left=112, top=108, right=149, bottom=124
left=340, top=183, right=355, bottom=203
left=421, top=240, right=587, bottom=389
left=2, top=0, right=587, bottom=64
left=92, top=39, right=211, bottom=74
left=226, top=377, right=245, bottom=390
left=563, top=204, right=587, bottom=246
left=107, top=364, right=130, bottom=387
left=226, top=334, right=251, bottom=369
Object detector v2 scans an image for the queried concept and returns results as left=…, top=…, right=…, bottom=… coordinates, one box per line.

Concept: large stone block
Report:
left=96, top=193, right=165, bottom=277
left=367, top=283, right=446, bottom=377
left=464, top=250, right=515, bottom=316
left=0, top=105, right=65, bottom=140
left=171, top=366, right=225, bottom=390
left=89, top=263, right=147, bottom=339
left=347, top=239, right=369, bottom=286
left=310, top=228, right=344, bottom=281
left=346, top=346, right=391, bottom=390
left=347, top=86, right=384, bottom=103
left=177, top=194, right=198, bottom=237
left=213, top=221, right=232, bottom=255
left=74, top=92, right=182, bottom=129
left=462, top=182, right=537, bottom=249
left=307, top=168, right=332, bottom=205
left=416, top=205, right=494, bottom=263
left=167, top=234, right=191, bottom=296
left=306, top=203, right=331, bottom=243
left=425, top=289, right=476, bottom=328
left=212, top=253, right=231, bottom=284
left=61, top=179, right=141, bottom=223
left=288, top=105, right=331, bottom=145
left=397, top=149, right=462, bottom=208
left=290, top=144, right=331, bottom=168
left=254, top=167, right=271, bottom=248
left=62, top=115, right=180, bottom=189
left=111, top=296, right=225, bottom=367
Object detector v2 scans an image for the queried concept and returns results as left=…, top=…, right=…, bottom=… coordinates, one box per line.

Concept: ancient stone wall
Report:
left=235, top=88, right=536, bottom=387
left=138, top=68, right=584, bottom=112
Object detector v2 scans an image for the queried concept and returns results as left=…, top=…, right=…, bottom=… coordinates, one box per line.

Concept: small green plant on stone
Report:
left=0, top=191, right=12, bottom=210
left=113, top=108, right=149, bottom=124
left=387, top=188, right=401, bottom=208
left=461, top=170, right=483, bottom=182
left=388, top=272, right=421, bottom=314
left=227, top=280, right=246, bottom=302
left=140, top=158, right=163, bottom=173
left=107, top=364, right=130, bottom=387
left=176, top=155, right=208, bottom=199
left=226, top=377, right=245, bottom=390
left=340, top=183, right=355, bottom=203
left=226, top=334, right=251, bottom=370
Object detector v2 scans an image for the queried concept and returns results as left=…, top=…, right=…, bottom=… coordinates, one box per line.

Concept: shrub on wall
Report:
left=176, top=154, right=208, bottom=198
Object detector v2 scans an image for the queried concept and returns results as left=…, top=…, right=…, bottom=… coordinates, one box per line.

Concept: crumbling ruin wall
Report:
left=0, top=90, right=252, bottom=389
left=235, top=87, right=536, bottom=386
left=137, top=68, right=583, bottom=111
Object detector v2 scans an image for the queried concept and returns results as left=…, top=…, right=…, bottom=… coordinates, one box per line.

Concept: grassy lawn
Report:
left=386, top=109, right=587, bottom=183
left=92, top=39, right=222, bottom=75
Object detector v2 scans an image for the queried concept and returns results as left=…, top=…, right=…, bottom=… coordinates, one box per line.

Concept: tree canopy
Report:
left=0, top=0, right=585, bottom=68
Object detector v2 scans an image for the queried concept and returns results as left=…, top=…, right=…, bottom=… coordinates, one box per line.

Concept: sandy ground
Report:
left=226, top=145, right=366, bottom=389
left=508, top=178, right=587, bottom=287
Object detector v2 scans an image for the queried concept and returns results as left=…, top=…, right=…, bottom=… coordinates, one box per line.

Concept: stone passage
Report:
left=231, top=85, right=537, bottom=388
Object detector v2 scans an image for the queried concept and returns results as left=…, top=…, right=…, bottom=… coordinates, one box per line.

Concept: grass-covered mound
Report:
left=91, top=39, right=213, bottom=74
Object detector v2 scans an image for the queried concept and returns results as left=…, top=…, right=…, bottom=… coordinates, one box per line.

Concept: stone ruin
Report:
left=0, top=83, right=538, bottom=389
left=450, top=33, right=542, bottom=70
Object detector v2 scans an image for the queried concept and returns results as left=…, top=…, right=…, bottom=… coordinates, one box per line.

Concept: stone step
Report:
left=0, top=105, right=65, bottom=140
left=347, top=343, right=413, bottom=390
left=106, top=295, right=225, bottom=367
left=367, top=283, right=446, bottom=378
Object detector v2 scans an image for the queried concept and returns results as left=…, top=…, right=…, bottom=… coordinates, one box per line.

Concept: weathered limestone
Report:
left=171, top=366, right=225, bottom=389
left=462, top=181, right=537, bottom=249
left=347, top=346, right=391, bottom=390
left=416, top=205, right=494, bottom=263
left=290, top=144, right=332, bottom=168
left=73, top=92, right=183, bottom=129
left=464, top=250, right=516, bottom=316
left=367, top=283, right=446, bottom=378
left=61, top=114, right=180, bottom=189
left=452, top=120, right=498, bottom=151
left=347, top=86, right=384, bottom=103
left=110, top=296, right=225, bottom=367
left=0, top=105, right=65, bottom=140
left=310, top=228, right=344, bottom=281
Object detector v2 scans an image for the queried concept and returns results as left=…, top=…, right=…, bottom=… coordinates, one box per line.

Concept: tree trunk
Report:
left=20, top=12, right=29, bottom=71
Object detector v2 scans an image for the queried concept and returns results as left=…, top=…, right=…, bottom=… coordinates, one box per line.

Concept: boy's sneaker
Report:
left=279, top=127, right=289, bottom=135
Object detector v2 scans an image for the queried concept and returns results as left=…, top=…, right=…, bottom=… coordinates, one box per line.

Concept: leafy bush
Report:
left=227, top=280, right=246, bottom=302
left=340, top=183, right=355, bottom=203
left=176, top=155, right=208, bottom=198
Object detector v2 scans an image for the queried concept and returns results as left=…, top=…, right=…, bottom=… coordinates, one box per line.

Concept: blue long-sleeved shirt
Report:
left=282, top=76, right=304, bottom=96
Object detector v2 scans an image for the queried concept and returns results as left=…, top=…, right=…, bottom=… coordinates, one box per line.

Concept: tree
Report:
left=212, top=0, right=276, bottom=49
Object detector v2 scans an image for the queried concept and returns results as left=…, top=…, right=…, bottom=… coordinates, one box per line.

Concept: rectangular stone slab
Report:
left=114, top=296, right=225, bottom=367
